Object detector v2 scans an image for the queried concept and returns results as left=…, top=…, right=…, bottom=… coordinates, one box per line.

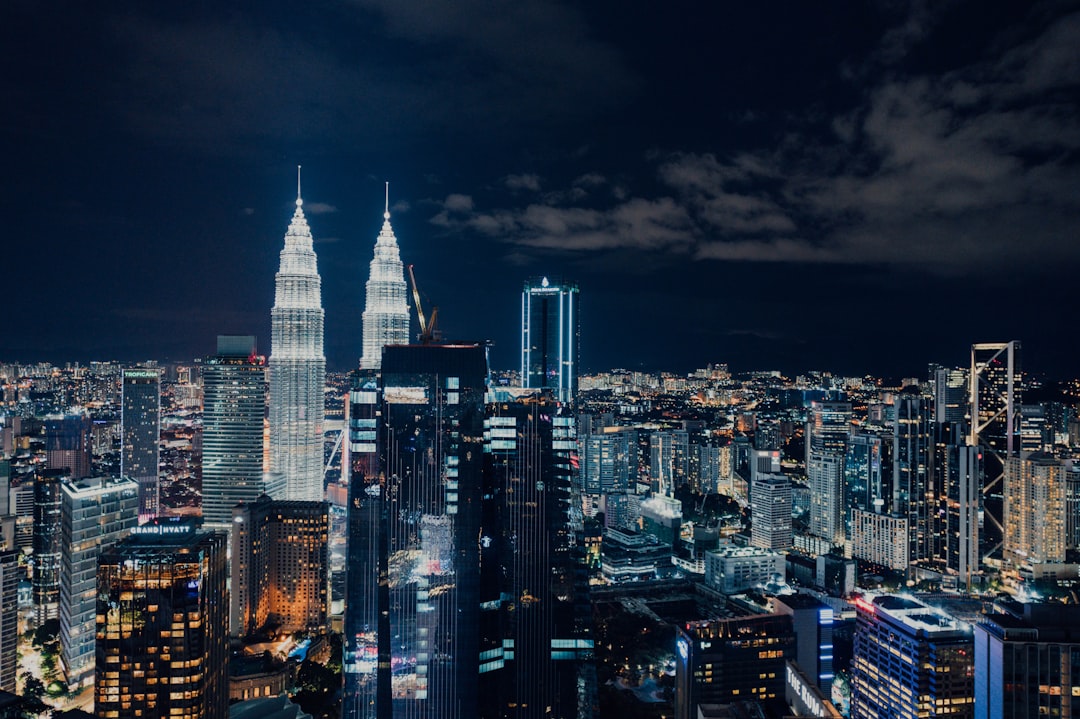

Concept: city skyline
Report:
left=4, top=2, right=1079, bottom=378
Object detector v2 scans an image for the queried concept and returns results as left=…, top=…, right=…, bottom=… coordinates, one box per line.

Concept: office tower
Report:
left=59, top=476, right=138, bottom=689
left=751, top=473, right=792, bottom=551
left=649, top=429, right=689, bottom=494
left=773, top=595, right=835, bottom=694
left=806, top=401, right=851, bottom=458
left=121, top=368, right=161, bottom=521
left=95, top=520, right=228, bottom=719
left=478, top=396, right=595, bottom=719
left=1004, top=452, right=1067, bottom=568
left=704, top=544, right=785, bottom=594
left=580, top=429, right=634, bottom=496
left=970, top=341, right=1021, bottom=560
left=808, top=451, right=844, bottom=545
left=1068, top=466, right=1080, bottom=552
left=932, top=365, right=967, bottom=424
left=45, top=414, right=92, bottom=479
left=851, top=595, right=974, bottom=719
left=935, top=422, right=981, bottom=588
left=269, top=177, right=326, bottom=502
left=344, top=343, right=488, bottom=718
left=974, top=601, right=1080, bottom=719
left=0, top=549, right=16, bottom=693
left=33, top=471, right=63, bottom=624
left=521, top=277, right=579, bottom=405
left=1019, top=404, right=1049, bottom=453
left=201, top=336, right=282, bottom=529
left=894, top=395, right=935, bottom=565
left=230, top=496, right=329, bottom=638
left=844, top=432, right=885, bottom=536
left=358, top=189, right=410, bottom=371
left=674, top=614, right=796, bottom=719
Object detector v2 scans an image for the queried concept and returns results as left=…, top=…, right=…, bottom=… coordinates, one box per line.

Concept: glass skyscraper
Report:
left=359, top=191, right=410, bottom=371
left=121, top=368, right=161, bottom=521
left=201, top=336, right=282, bottom=529
left=269, top=178, right=326, bottom=502
left=521, top=277, right=579, bottom=405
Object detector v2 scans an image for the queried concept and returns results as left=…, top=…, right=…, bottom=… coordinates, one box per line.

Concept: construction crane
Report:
left=407, top=264, right=440, bottom=344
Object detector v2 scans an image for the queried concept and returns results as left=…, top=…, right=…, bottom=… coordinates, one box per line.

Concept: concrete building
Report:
left=704, top=545, right=785, bottom=595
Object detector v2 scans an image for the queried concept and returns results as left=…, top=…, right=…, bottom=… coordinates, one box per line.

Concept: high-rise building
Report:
left=970, top=341, right=1021, bottom=561
left=59, top=476, right=138, bottom=689
left=95, top=520, right=228, bottom=719
left=649, top=429, right=689, bottom=494
left=45, top=414, right=92, bottom=479
left=0, top=549, right=16, bottom=693
left=850, top=594, right=974, bottom=719
left=806, top=401, right=851, bottom=457
left=230, top=495, right=329, bottom=638
left=938, top=422, right=981, bottom=589
left=674, top=614, right=796, bottom=719
left=269, top=175, right=326, bottom=503
left=1004, top=452, right=1067, bottom=568
left=344, top=343, right=489, bottom=718
left=974, top=601, right=1080, bottom=719
left=201, top=336, right=282, bottom=530
left=359, top=188, right=410, bottom=371
left=894, top=395, right=935, bottom=565
left=808, top=451, right=845, bottom=545
left=121, top=368, right=161, bottom=522
left=33, top=470, right=63, bottom=624
left=521, top=277, right=579, bottom=405
left=751, top=473, right=792, bottom=552
left=478, top=396, right=595, bottom=718
left=581, top=429, right=634, bottom=496
left=773, top=594, right=835, bottom=694
left=844, top=432, right=886, bottom=535
left=932, top=365, right=967, bottom=425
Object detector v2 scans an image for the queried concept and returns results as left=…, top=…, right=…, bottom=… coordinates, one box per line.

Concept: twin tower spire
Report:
left=269, top=169, right=408, bottom=502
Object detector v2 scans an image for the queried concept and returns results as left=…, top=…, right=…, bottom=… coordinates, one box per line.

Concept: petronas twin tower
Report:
left=269, top=173, right=408, bottom=501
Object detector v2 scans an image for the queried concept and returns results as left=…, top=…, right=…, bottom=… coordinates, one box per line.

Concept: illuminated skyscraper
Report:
left=751, top=473, right=793, bottom=552
left=230, top=496, right=329, bottom=638
left=478, top=395, right=595, bottom=718
left=894, top=394, right=935, bottom=565
left=45, top=414, right=92, bottom=479
left=95, top=520, right=228, bottom=719
left=521, top=277, right=579, bottom=405
left=0, top=549, right=16, bottom=693
left=270, top=172, right=326, bottom=502
left=1004, top=452, right=1067, bottom=568
left=344, top=343, right=488, bottom=718
left=202, top=336, right=283, bottom=530
left=359, top=187, right=410, bottom=371
left=59, top=475, right=138, bottom=689
left=121, top=368, right=161, bottom=521
left=851, top=595, right=974, bottom=719
left=33, top=470, right=63, bottom=624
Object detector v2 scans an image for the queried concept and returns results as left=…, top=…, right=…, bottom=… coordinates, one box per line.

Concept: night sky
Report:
left=4, top=1, right=1079, bottom=378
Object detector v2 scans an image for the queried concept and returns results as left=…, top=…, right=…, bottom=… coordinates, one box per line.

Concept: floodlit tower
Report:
left=121, top=368, right=161, bottom=521
left=270, top=168, right=326, bottom=502
left=521, top=277, right=579, bottom=405
left=359, top=184, right=410, bottom=371
left=970, top=341, right=1021, bottom=560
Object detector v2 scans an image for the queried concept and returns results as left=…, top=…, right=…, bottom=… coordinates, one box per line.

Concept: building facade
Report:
left=358, top=191, right=410, bottom=371
left=201, top=336, right=282, bottom=529
left=230, top=495, right=329, bottom=637
left=59, top=476, right=138, bottom=689
left=521, top=277, right=579, bottom=405
left=851, top=594, right=974, bottom=719
left=1004, top=452, right=1068, bottom=568
left=269, top=181, right=326, bottom=503
left=121, top=368, right=161, bottom=521
left=751, top=473, right=792, bottom=552
left=95, top=521, right=228, bottom=719
left=33, top=471, right=63, bottom=623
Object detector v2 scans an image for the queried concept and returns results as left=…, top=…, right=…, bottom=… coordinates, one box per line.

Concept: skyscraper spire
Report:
left=360, top=184, right=410, bottom=371
left=270, top=171, right=326, bottom=502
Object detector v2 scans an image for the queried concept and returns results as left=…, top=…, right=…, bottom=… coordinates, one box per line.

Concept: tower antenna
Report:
left=296, top=165, right=302, bottom=206
left=384, top=181, right=390, bottom=219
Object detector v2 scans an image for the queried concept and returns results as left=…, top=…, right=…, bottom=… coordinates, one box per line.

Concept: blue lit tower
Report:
left=121, top=368, right=161, bottom=521
left=270, top=170, right=326, bottom=502
left=359, top=186, right=410, bottom=371
left=521, top=277, right=579, bottom=405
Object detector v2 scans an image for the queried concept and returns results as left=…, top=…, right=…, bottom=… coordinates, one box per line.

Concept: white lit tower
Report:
left=270, top=168, right=326, bottom=502
left=359, top=184, right=410, bottom=371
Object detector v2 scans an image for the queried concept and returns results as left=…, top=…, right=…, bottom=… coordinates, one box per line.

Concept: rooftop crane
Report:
left=407, top=264, right=440, bottom=344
